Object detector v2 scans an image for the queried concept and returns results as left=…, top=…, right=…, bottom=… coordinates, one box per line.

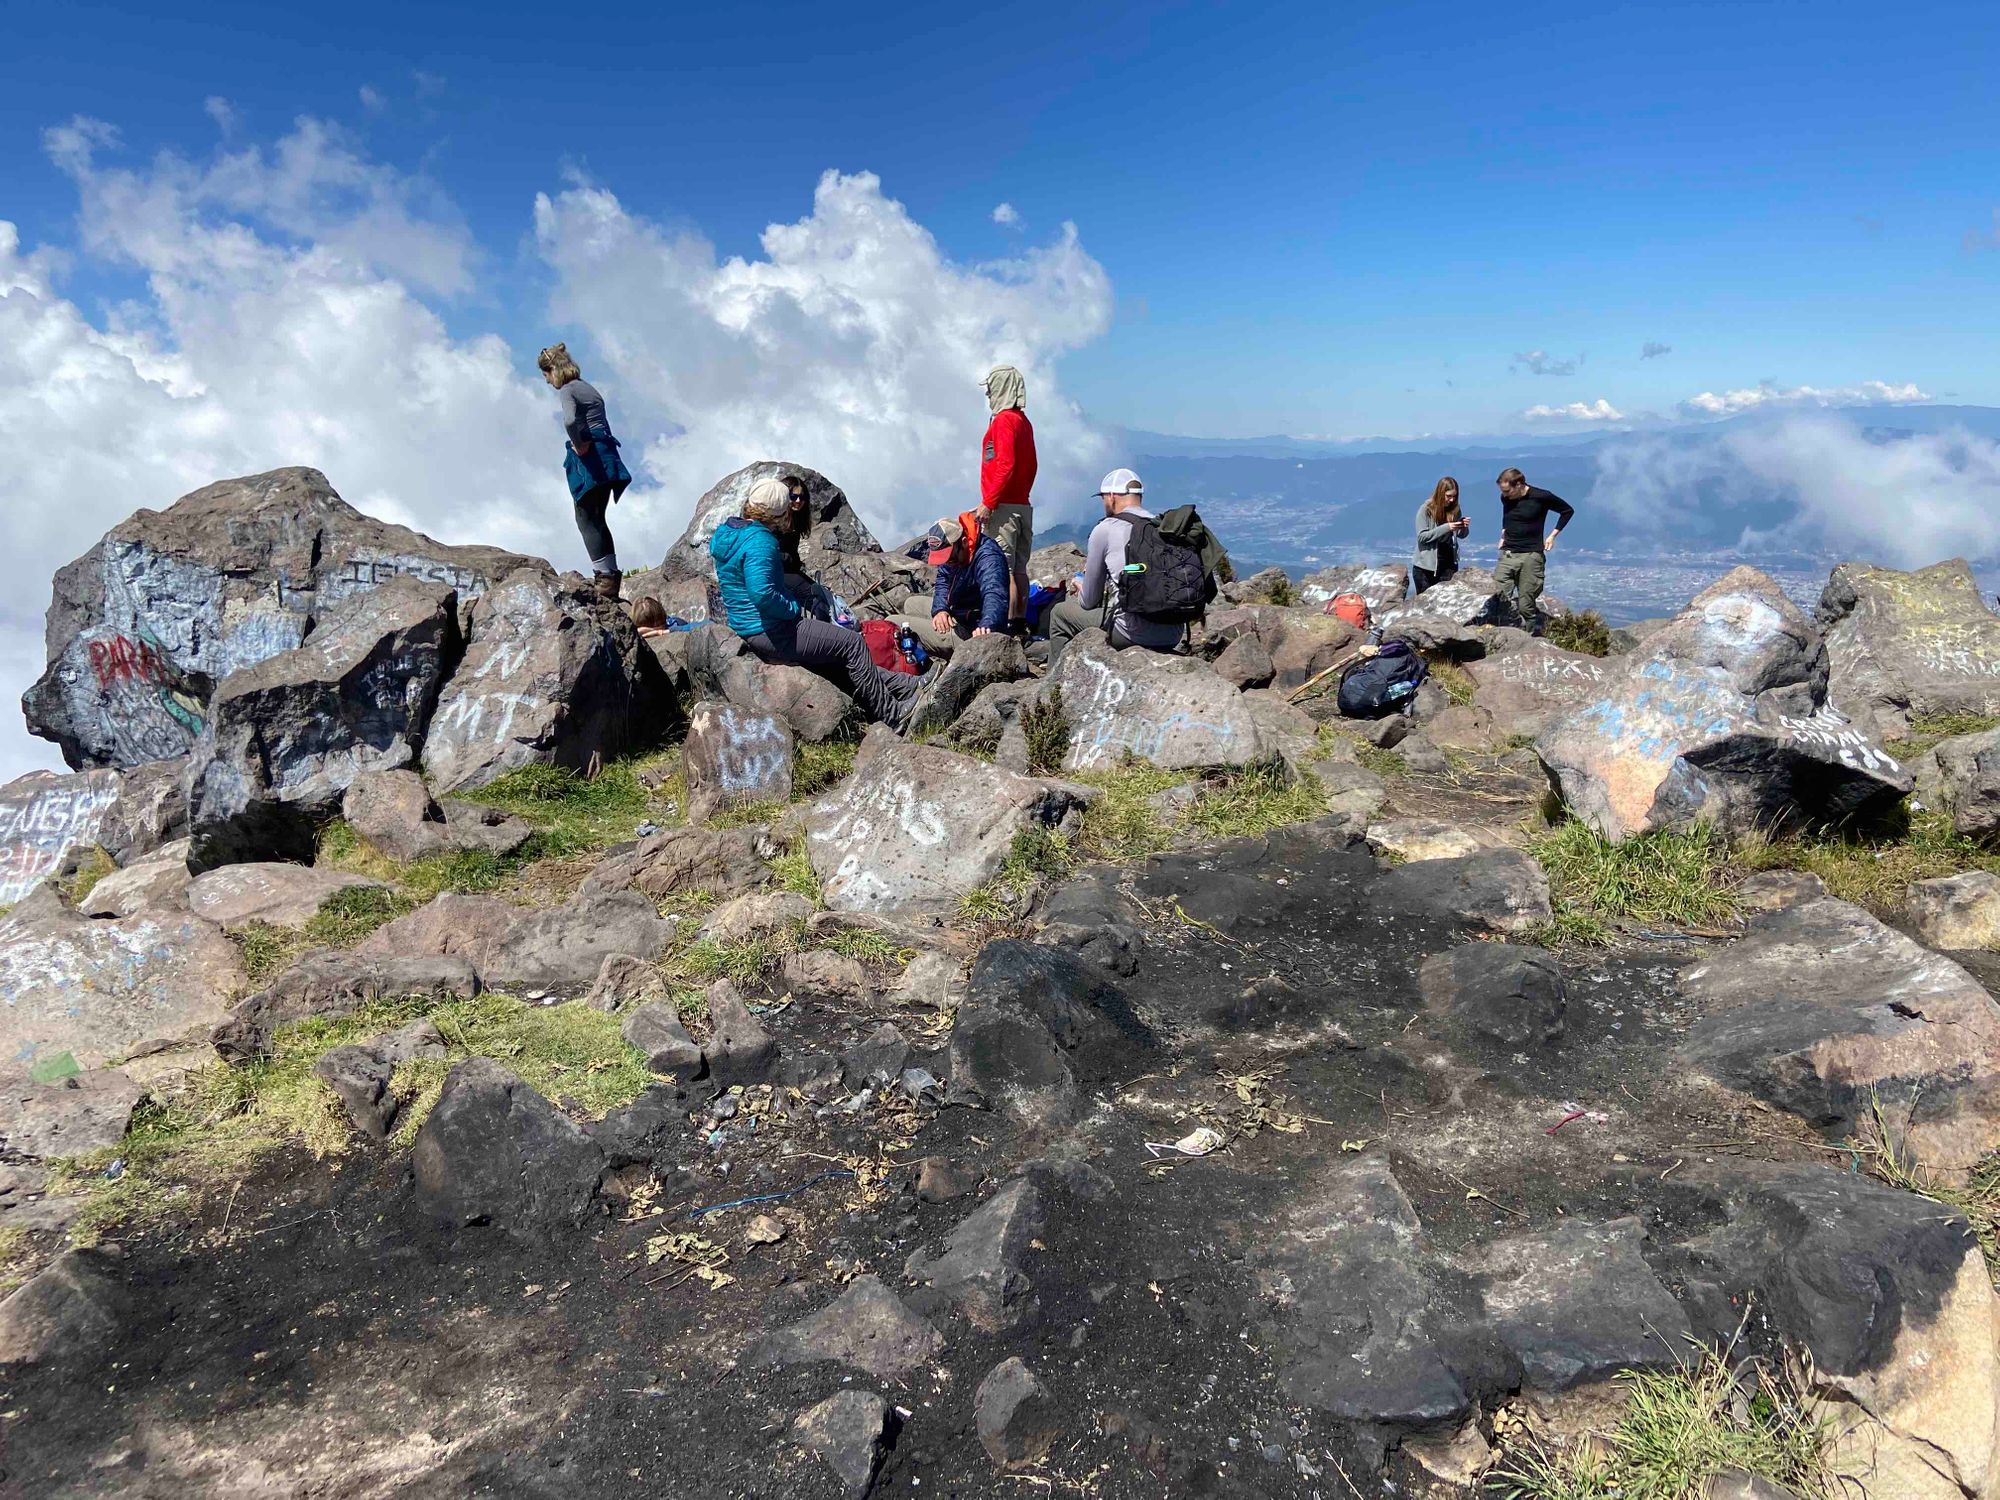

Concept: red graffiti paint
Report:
left=88, top=633, right=171, bottom=691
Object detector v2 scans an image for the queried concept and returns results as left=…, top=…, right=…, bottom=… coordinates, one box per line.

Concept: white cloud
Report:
left=1678, top=379, right=1930, bottom=418
left=991, top=202, right=1019, bottom=226
left=1522, top=398, right=1624, bottom=422
left=1640, top=341, right=1671, bottom=360
left=359, top=85, right=388, bottom=115
left=203, top=96, right=238, bottom=134
left=535, top=169, right=1112, bottom=547
left=0, top=122, right=1114, bottom=783
left=1512, top=349, right=1581, bottom=377
left=1592, top=414, right=2000, bottom=567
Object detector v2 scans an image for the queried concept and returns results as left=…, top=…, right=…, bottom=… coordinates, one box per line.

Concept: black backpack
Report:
left=1337, top=640, right=1429, bottom=718
left=1118, top=515, right=1213, bottom=624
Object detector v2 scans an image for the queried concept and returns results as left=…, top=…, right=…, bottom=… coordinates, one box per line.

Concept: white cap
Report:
left=1098, top=467, right=1144, bottom=495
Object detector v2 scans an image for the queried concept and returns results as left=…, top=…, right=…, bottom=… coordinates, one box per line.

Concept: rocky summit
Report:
left=4, top=465, right=1999, bottom=1500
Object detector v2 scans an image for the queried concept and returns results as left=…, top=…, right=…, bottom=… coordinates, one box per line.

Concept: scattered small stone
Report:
left=973, top=1357, right=1060, bottom=1469
left=791, top=1389, right=901, bottom=1499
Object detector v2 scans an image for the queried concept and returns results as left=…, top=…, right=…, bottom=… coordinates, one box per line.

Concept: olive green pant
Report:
left=1495, top=549, right=1547, bottom=627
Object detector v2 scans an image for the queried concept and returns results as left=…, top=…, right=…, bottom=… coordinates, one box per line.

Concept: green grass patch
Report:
left=819, top=928, right=911, bottom=967
left=1543, top=609, right=1613, bottom=657
left=1490, top=1344, right=1832, bottom=1500
left=1073, top=763, right=1194, bottom=862
left=769, top=846, right=823, bottom=905
left=667, top=923, right=808, bottom=986
left=63, top=846, right=117, bottom=907
left=1354, top=743, right=1407, bottom=780
left=1527, top=820, right=1738, bottom=945
left=318, top=820, right=509, bottom=904
left=793, top=740, right=860, bottom=800
left=1264, top=576, right=1298, bottom=607
left=1883, top=710, right=2000, bottom=762
left=459, top=761, right=656, bottom=856
left=1185, top=764, right=1327, bottom=840
left=0, top=1224, right=31, bottom=1294
left=236, top=921, right=310, bottom=983
left=1738, top=808, right=2000, bottom=919
left=52, top=992, right=648, bottom=1242
left=1426, top=657, right=1477, bottom=705
left=704, top=799, right=785, bottom=830
left=957, top=884, right=1012, bottom=923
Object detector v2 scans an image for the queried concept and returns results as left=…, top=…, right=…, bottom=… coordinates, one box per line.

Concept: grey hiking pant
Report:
left=1495, top=549, right=1547, bottom=627
left=743, top=619, right=915, bottom=728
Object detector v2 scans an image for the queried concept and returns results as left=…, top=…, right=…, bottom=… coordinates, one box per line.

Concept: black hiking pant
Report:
left=574, top=486, right=617, bottom=573
left=743, top=619, right=915, bottom=727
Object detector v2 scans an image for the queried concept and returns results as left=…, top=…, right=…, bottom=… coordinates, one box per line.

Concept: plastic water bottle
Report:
left=898, top=627, right=930, bottom=671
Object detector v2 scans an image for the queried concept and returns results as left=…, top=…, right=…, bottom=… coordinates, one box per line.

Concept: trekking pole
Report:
left=1286, top=644, right=1374, bottom=703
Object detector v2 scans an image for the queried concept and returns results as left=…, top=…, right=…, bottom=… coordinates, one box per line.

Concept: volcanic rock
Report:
left=750, top=1274, right=944, bottom=1381
left=423, top=566, right=662, bottom=793
left=0, top=885, right=245, bottom=1073
left=792, top=1390, right=901, bottom=1499
left=0, top=768, right=124, bottom=906
left=1042, top=630, right=1313, bottom=773
left=1908, top=871, right=2000, bottom=950
left=804, top=731, right=1090, bottom=913
left=685, top=626, right=856, bottom=743
left=1818, top=559, right=2000, bottom=739
left=185, top=862, right=386, bottom=932
left=25, top=467, right=527, bottom=771
left=1537, top=567, right=1910, bottom=842
left=1679, top=896, right=2000, bottom=1171
left=681, top=701, right=794, bottom=823
left=184, top=575, right=463, bottom=867
left=411, top=1058, right=605, bottom=1237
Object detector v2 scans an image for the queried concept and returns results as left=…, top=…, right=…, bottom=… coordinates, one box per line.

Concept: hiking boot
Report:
left=594, top=570, right=623, bottom=603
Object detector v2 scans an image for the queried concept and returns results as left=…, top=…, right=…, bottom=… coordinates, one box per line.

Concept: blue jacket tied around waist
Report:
left=563, top=424, right=632, bottom=505
left=931, top=534, right=1011, bottom=633
left=711, top=517, right=803, bottom=639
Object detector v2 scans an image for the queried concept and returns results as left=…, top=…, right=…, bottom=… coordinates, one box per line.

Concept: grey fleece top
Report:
left=1412, top=500, right=1462, bottom=574
left=556, top=378, right=613, bottom=447
left=1078, top=507, right=1185, bottom=651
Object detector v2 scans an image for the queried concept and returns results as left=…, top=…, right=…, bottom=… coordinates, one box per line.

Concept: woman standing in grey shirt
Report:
left=538, top=343, right=632, bottom=602
left=1411, top=476, right=1468, bottom=597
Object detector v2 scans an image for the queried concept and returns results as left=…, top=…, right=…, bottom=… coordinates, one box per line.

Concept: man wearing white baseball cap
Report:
left=1045, top=467, right=1193, bottom=667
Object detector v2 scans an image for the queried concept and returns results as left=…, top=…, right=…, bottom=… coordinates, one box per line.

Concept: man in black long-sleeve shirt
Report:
left=1493, top=467, right=1574, bottom=634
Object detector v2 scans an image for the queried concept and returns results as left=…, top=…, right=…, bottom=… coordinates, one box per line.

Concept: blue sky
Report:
left=8, top=0, right=1998, bottom=439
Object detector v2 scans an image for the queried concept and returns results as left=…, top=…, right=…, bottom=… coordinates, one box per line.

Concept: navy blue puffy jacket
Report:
left=931, top=534, right=1011, bottom=632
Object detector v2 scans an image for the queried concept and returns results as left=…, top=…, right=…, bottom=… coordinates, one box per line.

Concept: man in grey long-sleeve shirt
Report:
left=1046, top=468, right=1187, bottom=668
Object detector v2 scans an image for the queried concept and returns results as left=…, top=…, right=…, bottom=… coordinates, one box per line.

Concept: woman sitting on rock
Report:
left=538, top=342, right=632, bottom=602
left=1411, top=476, right=1468, bottom=597
left=711, top=478, right=921, bottom=730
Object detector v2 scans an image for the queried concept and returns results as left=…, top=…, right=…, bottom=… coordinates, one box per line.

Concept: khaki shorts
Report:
left=983, top=503, right=1034, bottom=572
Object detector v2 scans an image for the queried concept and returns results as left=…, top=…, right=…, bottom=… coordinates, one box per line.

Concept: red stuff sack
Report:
left=1325, top=592, right=1371, bottom=630
left=859, top=618, right=919, bottom=675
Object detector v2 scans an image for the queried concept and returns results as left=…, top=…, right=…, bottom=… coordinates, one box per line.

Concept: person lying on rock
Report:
left=538, top=342, right=632, bottom=602
left=891, top=512, right=1009, bottom=657
left=631, top=596, right=669, bottom=638
left=1046, top=468, right=1214, bottom=668
left=712, top=478, right=925, bottom=731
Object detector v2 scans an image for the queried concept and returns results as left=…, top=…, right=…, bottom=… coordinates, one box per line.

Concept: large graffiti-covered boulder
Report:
left=1041, top=631, right=1313, bottom=773
left=421, top=567, right=667, bottom=794
left=0, top=769, right=123, bottom=907
left=660, top=462, right=921, bottom=607
left=23, top=468, right=532, bottom=772
left=1817, top=559, right=2000, bottom=740
left=185, top=577, right=463, bottom=868
left=804, top=730, right=1092, bottom=913
left=1536, top=567, right=1911, bottom=842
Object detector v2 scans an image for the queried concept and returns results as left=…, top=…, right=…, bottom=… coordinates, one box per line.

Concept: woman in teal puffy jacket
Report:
left=711, top=478, right=920, bottom=729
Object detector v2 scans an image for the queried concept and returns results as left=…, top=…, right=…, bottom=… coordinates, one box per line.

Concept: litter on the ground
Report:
left=1145, top=1126, right=1227, bottom=1159
left=687, top=1168, right=856, bottom=1220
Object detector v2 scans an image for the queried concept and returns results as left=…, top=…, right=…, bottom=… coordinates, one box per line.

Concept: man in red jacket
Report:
left=980, top=365, right=1038, bottom=630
